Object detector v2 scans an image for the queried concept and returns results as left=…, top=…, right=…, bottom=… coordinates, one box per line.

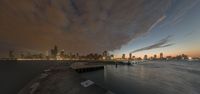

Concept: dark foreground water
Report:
left=0, top=60, right=70, bottom=94
left=81, top=61, right=200, bottom=94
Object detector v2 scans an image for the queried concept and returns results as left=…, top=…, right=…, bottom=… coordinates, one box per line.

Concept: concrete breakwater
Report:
left=18, top=63, right=113, bottom=94
left=0, top=60, right=113, bottom=94
left=71, top=62, right=104, bottom=73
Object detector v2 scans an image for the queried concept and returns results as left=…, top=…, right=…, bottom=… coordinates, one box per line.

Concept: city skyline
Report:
left=0, top=0, right=200, bottom=58
left=4, top=45, right=196, bottom=61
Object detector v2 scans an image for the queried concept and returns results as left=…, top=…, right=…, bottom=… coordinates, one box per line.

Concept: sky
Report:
left=0, top=0, right=200, bottom=58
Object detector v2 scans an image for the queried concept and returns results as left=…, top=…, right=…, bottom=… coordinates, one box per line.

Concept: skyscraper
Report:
left=103, top=51, right=108, bottom=57
left=129, top=53, right=132, bottom=59
left=160, top=53, right=163, bottom=59
left=102, top=51, right=109, bottom=60
left=144, top=55, right=148, bottom=60
left=122, top=54, right=126, bottom=59
left=51, top=45, right=58, bottom=57
left=154, top=54, right=157, bottom=59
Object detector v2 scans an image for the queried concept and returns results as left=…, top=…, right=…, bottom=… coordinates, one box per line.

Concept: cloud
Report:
left=147, top=15, right=166, bottom=32
left=131, top=36, right=174, bottom=53
left=0, top=0, right=174, bottom=56
left=172, top=0, right=200, bottom=23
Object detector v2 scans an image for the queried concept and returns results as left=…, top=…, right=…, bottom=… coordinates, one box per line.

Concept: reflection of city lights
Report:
left=189, top=57, right=192, bottom=60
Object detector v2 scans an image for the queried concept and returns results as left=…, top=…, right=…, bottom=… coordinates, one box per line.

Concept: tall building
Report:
left=160, top=53, right=163, bottom=59
left=144, top=55, right=148, bottom=60
left=154, top=54, right=157, bottom=59
left=51, top=45, right=58, bottom=57
left=122, top=54, right=126, bottom=59
left=129, top=53, right=132, bottom=59
left=102, top=51, right=110, bottom=60
left=103, top=51, right=108, bottom=57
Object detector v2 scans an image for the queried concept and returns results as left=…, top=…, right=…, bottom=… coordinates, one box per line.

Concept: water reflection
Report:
left=81, top=61, right=200, bottom=94
left=104, top=65, right=107, bottom=82
left=139, top=66, right=145, bottom=79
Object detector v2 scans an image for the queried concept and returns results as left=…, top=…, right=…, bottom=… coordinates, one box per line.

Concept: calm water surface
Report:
left=81, top=61, right=200, bottom=94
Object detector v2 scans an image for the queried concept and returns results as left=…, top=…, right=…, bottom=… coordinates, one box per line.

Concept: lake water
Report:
left=0, top=60, right=70, bottom=94
left=81, top=61, right=200, bottom=94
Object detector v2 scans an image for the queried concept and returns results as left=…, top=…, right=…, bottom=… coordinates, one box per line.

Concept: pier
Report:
left=18, top=66, right=113, bottom=94
left=71, top=65, right=104, bottom=73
